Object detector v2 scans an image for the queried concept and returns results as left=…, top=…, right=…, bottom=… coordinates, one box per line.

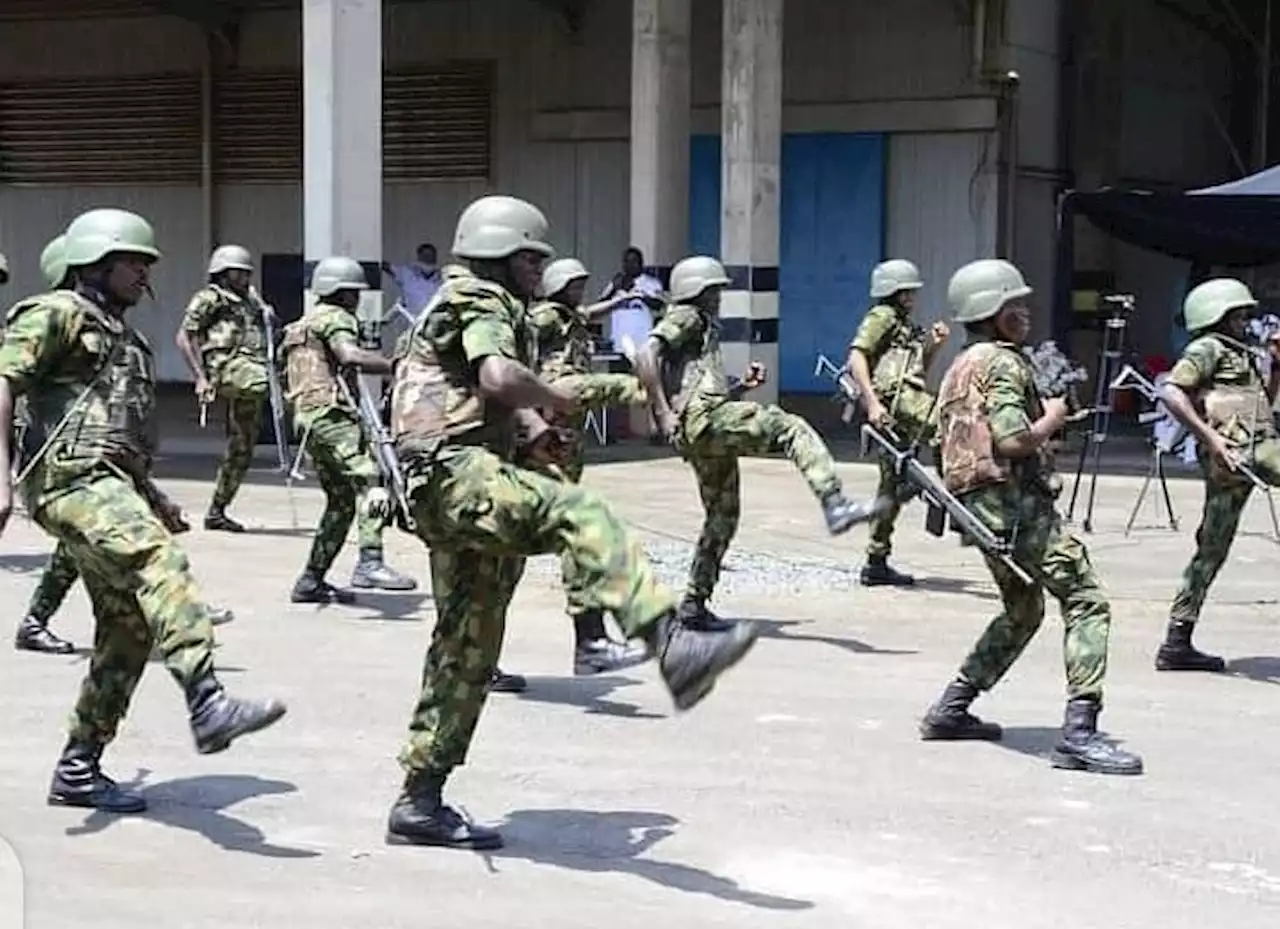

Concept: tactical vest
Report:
left=662, top=304, right=729, bottom=415
left=531, top=300, right=593, bottom=380
left=869, top=306, right=928, bottom=401
left=390, top=277, right=533, bottom=460
left=1195, top=334, right=1276, bottom=443
left=196, top=284, right=266, bottom=358
left=280, top=312, right=344, bottom=414
left=15, top=290, right=156, bottom=479
left=937, top=342, right=1015, bottom=495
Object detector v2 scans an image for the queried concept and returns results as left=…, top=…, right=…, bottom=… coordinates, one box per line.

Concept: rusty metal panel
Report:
left=383, top=62, right=494, bottom=182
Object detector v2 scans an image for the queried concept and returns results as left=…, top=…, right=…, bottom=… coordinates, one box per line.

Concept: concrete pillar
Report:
left=720, top=0, right=782, bottom=404
left=630, top=0, right=691, bottom=274
left=303, top=0, right=383, bottom=348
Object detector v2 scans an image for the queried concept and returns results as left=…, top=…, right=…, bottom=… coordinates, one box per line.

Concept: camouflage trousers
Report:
left=396, top=444, right=676, bottom=776
left=1169, top=438, right=1280, bottom=623
left=24, top=541, right=80, bottom=624
left=32, top=466, right=217, bottom=746
left=957, top=488, right=1111, bottom=700
left=211, top=355, right=268, bottom=510
left=298, top=410, right=386, bottom=576
left=544, top=372, right=647, bottom=615
left=678, top=400, right=842, bottom=601
left=866, top=387, right=937, bottom=559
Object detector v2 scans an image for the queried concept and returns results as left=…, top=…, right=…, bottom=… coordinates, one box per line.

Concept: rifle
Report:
left=812, top=354, right=862, bottom=424
left=251, top=286, right=293, bottom=477
left=862, top=423, right=1034, bottom=584
left=334, top=371, right=415, bottom=532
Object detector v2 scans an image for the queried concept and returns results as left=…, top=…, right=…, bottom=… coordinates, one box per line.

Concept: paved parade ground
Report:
left=2, top=449, right=1280, bottom=928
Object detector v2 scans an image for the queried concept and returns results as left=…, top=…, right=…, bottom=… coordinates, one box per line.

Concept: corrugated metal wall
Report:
left=886, top=131, right=999, bottom=382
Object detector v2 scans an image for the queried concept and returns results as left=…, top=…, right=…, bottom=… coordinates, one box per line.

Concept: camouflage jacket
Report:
left=849, top=303, right=932, bottom=403
left=280, top=303, right=361, bottom=424
left=1167, top=332, right=1275, bottom=445
left=648, top=302, right=730, bottom=439
left=529, top=299, right=593, bottom=381
left=181, top=283, right=268, bottom=382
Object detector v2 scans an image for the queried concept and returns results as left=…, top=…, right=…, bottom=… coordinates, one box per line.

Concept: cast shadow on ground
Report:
left=512, top=675, right=665, bottom=719
left=989, top=725, right=1139, bottom=767
left=746, top=618, right=918, bottom=658
left=65, top=772, right=319, bottom=859
left=481, top=808, right=813, bottom=911
left=348, top=591, right=433, bottom=622
left=908, top=575, right=1000, bottom=602
left=1227, top=656, right=1280, bottom=685
left=0, top=552, right=52, bottom=575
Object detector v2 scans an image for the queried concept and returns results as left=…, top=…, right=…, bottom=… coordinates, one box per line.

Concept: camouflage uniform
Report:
left=1, top=208, right=285, bottom=817
left=1162, top=331, right=1280, bottom=669
left=281, top=299, right=416, bottom=602
left=527, top=290, right=650, bottom=674
left=383, top=196, right=759, bottom=851
left=650, top=260, right=882, bottom=631
left=918, top=258, right=1140, bottom=777
left=180, top=283, right=270, bottom=528
left=849, top=302, right=937, bottom=582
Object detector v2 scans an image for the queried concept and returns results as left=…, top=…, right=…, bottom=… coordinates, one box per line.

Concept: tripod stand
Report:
left=1109, top=365, right=1180, bottom=536
left=1066, top=295, right=1137, bottom=532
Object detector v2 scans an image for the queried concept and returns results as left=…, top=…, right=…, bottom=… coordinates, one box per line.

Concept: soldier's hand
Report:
left=931, top=321, right=951, bottom=345
left=0, top=478, right=12, bottom=537
left=362, top=487, right=391, bottom=520
left=1207, top=433, right=1241, bottom=472
left=865, top=398, right=892, bottom=428
left=656, top=409, right=679, bottom=443
left=741, top=362, right=767, bottom=389
left=194, top=378, right=216, bottom=404
left=1042, top=397, right=1070, bottom=429
left=546, top=383, right=578, bottom=415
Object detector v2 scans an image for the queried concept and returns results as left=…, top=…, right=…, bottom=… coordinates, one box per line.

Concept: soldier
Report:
left=386, top=196, right=760, bottom=850
left=634, top=255, right=888, bottom=632
left=0, top=208, right=286, bottom=814
left=845, top=259, right=950, bottom=587
left=528, top=257, right=649, bottom=675
left=916, top=259, right=1141, bottom=776
left=1157, top=278, right=1280, bottom=672
left=280, top=257, right=417, bottom=603
left=174, top=244, right=273, bottom=532
left=16, top=234, right=236, bottom=656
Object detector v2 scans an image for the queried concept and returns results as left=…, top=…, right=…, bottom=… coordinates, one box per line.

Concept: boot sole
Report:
left=670, top=624, right=761, bottom=712
left=1154, top=660, right=1226, bottom=673
left=1049, top=749, right=1144, bottom=776
left=48, top=793, right=147, bottom=814
left=573, top=652, right=652, bottom=677
left=918, top=726, right=1004, bottom=742
left=196, top=703, right=288, bottom=755
left=385, top=830, right=504, bottom=851
left=349, top=578, right=419, bottom=591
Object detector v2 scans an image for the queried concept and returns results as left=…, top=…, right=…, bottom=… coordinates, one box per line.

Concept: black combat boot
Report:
left=489, top=669, right=528, bottom=693
left=47, top=741, right=147, bottom=813
left=822, top=492, right=892, bottom=536
left=572, top=609, right=650, bottom=676
left=290, top=572, right=357, bottom=605
left=203, top=506, right=245, bottom=533
left=676, top=596, right=736, bottom=633
left=860, top=556, right=916, bottom=588
left=386, top=770, right=503, bottom=850
left=185, top=675, right=287, bottom=755
left=1155, top=619, right=1226, bottom=673
left=1048, top=697, right=1143, bottom=776
left=15, top=615, right=75, bottom=654
left=918, top=678, right=1003, bottom=741
left=350, top=549, right=418, bottom=591
left=646, top=612, right=760, bottom=711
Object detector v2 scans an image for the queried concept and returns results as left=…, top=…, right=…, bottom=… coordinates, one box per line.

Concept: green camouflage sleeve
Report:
left=0, top=299, right=74, bottom=395
left=849, top=305, right=897, bottom=357
left=456, top=289, right=519, bottom=364
left=313, top=307, right=360, bottom=354
left=527, top=302, right=559, bottom=341
left=649, top=305, right=701, bottom=351
left=181, top=288, right=216, bottom=335
left=1167, top=337, right=1220, bottom=390
left=985, top=351, right=1034, bottom=443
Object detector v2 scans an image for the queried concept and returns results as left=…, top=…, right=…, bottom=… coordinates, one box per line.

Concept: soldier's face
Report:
left=564, top=279, right=586, bottom=306
left=1224, top=308, right=1247, bottom=338
left=225, top=268, right=251, bottom=291
left=509, top=250, right=546, bottom=299
left=898, top=290, right=917, bottom=312
left=700, top=286, right=724, bottom=313
left=104, top=254, right=154, bottom=306
left=994, top=300, right=1031, bottom=344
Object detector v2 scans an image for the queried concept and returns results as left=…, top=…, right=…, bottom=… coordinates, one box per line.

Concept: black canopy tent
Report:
left=1052, top=166, right=1280, bottom=345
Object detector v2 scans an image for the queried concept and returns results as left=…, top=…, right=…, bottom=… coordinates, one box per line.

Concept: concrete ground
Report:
left=2, top=448, right=1279, bottom=928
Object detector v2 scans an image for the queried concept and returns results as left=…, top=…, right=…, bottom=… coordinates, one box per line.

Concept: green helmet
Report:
left=40, top=234, right=69, bottom=289
left=869, top=259, right=923, bottom=299
left=208, top=244, right=254, bottom=276
left=62, top=208, right=161, bottom=268
left=1182, top=278, right=1257, bottom=332
left=669, top=255, right=730, bottom=303
left=541, top=258, right=589, bottom=298
left=452, top=195, right=555, bottom=260
left=310, top=256, right=368, bottom=298
left=947, top=259, right=1031, bottom=323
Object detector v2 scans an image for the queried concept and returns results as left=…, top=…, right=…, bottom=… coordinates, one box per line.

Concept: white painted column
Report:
left=303, top=0, right=383, bottom=350
left=720, top=0, right=782, bottom=405
left=629, top=0, right=690, bottom=435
